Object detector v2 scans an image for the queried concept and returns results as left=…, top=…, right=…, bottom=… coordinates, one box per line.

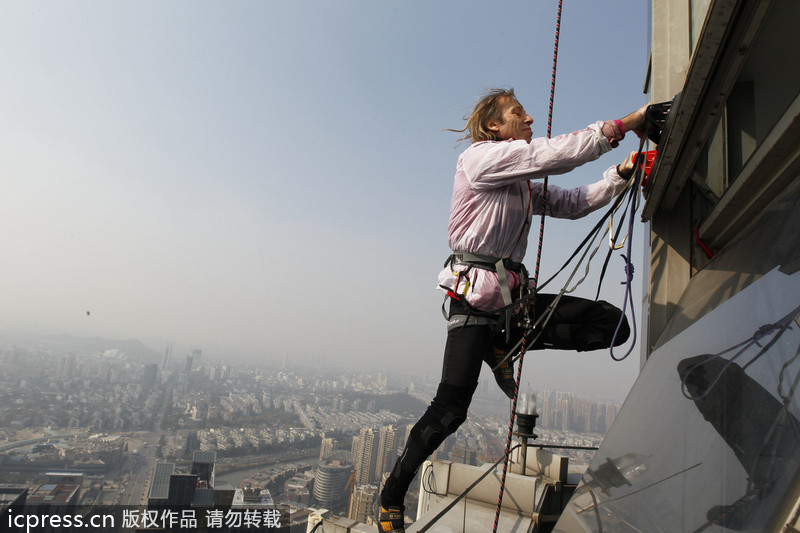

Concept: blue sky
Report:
left=0, top=1, right=650, bottom=401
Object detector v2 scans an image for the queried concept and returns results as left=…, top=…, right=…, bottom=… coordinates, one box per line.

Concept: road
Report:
left=117, top=431, right=161, bottom=506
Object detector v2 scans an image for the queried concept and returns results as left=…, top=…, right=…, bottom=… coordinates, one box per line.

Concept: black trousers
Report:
left=380, top=294, right=629, bottom=507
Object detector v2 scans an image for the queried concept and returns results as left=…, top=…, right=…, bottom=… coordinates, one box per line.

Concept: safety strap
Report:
left=494, top=259, right=515, bottom=338
left=445, top=252, right=527, bottom=338
left=447, top=252, right=526, bottom=303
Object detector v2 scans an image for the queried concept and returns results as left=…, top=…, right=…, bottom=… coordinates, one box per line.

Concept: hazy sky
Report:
left=0, top=1, right=650, bottom=402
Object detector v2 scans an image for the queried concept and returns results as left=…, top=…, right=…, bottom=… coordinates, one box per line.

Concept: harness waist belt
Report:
left=448, top=252, right=525, bottom=274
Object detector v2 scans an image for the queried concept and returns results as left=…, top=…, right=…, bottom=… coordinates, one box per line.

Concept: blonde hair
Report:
left=449, top=88, right=518, bottom=144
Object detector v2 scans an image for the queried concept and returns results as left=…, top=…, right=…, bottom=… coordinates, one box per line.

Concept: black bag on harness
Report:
left=492, top=294, right=630, bottom=354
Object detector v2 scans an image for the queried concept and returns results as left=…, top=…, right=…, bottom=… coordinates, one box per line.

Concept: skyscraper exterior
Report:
left=348, top=483, right=378, bottom=524
left=191, top=451, right=217, bottom=488
left=162, top=343, right=172, bottom=370
left=320, top=437, right=337, bottom=460
left=147, top=462, right=175, bottom=508
left=352, top=428, right=378, bottom=485
left=375, top=425, right=398, bottom=483
left=559, top=1, right=800, bottom=529
left=313, top=451, right=352, bottom=511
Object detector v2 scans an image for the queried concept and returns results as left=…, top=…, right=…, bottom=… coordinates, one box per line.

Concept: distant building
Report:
left=178, top=354, right=195, bottom=391
left=167, top=474, right=198, bottom=506
left=162, top=342, right=172, bottom=369
left=148, top=454, right=280, bottom=514
left=232, top=488, right=274, bottom=508
left=352, top=428, right=379, bottom=485
left=352, top=426, right=398, bottom=485
left=348, top=484, right=377, bottom=524
left=57, top=354, right=76, bottom=379
left=375, top=425, right=398, bottom=483
left=148, top=464, right=202, bottom=508
left=284, top=475, right=311, bottom=506
left=319, top=437, right=337, bottom=460
left=313, top=451, right=352, bottom=511
left=0, top=487, right=27, bottom=519
left=141, top=363, right=158, bottom=387
left=450, top=441, right=478, bottom=467
left=147, top=462, right=175, bottom=508
left=26, top=480, right=81, bottom=511
left=190, top=450, right=217, bottom=488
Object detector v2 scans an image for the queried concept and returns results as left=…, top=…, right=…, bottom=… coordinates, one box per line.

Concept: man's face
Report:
left=489, top=98, right=534, bottom=142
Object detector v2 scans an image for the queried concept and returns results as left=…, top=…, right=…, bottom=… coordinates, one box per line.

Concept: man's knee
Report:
left=413, top=382, right=475, bottom=449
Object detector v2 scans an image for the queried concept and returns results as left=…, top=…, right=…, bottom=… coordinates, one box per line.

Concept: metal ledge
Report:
left=642, top=0, right=774, bottom=220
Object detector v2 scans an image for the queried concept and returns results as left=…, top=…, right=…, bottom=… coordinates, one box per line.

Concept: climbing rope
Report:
left=493, top=2, right=562, bottom=531
left=608, top=137, right=647, bottom=361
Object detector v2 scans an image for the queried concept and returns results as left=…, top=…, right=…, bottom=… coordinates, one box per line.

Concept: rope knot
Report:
left=621, top=255, right=634, bottom=283
left=752, top=323, right=776, bottom=346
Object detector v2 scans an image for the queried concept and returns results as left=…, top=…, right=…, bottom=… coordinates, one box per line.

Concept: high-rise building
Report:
left=348, top=484, right=377, bottom=524
left=178, top=354, right=194, bottom=391
left=147, top=462, right=175, bottom=508
left=604, top=402, right=617, bottom=430
left=57, top=354, right=76, bottom=379
left=141, top=364, right=158, bottom=387
left=313, top=451, right=352, bottom=511
left=320, top=437, right=337, bottom=460
left=559, top=1, right=800, bottom=529
left=167, top=474, right=199, bottom=506
left=352, top=428, right=378, bottom=485
left=191, top=451, right=217, bottom=488
left=375, top=425, right=398, bottom=482
left=162, top=343, right=172, bottom=370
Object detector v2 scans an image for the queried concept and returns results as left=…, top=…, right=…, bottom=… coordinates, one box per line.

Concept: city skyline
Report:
left=0, top=329, right=631, bottom=405
left=0, top=333, right=617, bottom=526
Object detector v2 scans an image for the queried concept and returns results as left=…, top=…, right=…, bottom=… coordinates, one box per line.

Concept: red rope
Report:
left=493, top=1, right=562, bottom=531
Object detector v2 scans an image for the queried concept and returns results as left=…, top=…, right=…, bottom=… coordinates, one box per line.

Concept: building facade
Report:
left=312, top=451, right=352, bottom=511
left=557, top=1, right=800, bottom=530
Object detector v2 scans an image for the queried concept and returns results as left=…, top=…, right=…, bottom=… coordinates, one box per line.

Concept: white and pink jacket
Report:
left=438, top=121, right=629, bottom=312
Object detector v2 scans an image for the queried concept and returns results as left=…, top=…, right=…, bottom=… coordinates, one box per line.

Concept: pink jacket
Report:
left=438, top=121, right=628, bottom=312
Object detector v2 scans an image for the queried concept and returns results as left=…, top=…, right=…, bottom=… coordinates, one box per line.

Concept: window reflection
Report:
left=678, top=303, right=800, bottom=530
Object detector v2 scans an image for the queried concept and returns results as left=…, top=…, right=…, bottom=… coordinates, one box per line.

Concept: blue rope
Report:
left=609, top=155, right=643, bottom=361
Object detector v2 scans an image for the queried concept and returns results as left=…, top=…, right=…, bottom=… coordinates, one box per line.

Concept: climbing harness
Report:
left=441, top=252, right=529, bottom=338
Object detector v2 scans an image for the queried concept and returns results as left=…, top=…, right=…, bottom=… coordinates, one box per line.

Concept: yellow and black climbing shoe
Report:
left=377, top=505, right=405, bottom=533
